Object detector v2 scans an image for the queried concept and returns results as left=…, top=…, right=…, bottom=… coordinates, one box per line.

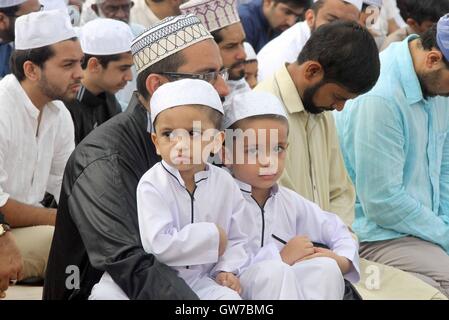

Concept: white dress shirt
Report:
left=136, top=161, right=249, bottom=286
left=257, top=21, right=311, bottom=82
left=235, top=179, right=360, bottom=283
left=0, top=74, right=75, bottom=207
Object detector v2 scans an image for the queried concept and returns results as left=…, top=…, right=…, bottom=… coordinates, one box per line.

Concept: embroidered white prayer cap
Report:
left=180, top=0, right=240, bottom=32
left=15, top=9, right=77, bottom=50
left=363, top=0, right=382, bottom=7
left=150, top=79, right=224, bottom=125
left=79, top=18, right=133, bottom=55
left=131, top=14, right=212, bottom=74
left=313, top=0, right=362, bottom=11
left=244, top=42, right=256, bottom=61
left=222, top=91, right=288, bottom=129
left=0, top=0, right=27, bottom=8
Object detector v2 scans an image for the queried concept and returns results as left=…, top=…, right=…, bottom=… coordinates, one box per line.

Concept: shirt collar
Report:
left=275, top=63, right=305, bottom=114
left=10, top=74, right=59, bottom=120
left=160, top=160, right=210, bottom=188
left=233, top=176, right=279, bottom=197
left=396, top=34, right=425, bottom=105
left=77, top=85, right=108, bottom=107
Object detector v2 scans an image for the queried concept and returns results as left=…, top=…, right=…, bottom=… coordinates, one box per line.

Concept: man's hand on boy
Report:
left=216, top=225, right=228, bottom=257
left=280, top=235, right=315, bottom=265
left=298, top=247, right=351, bottom=274
left=216, top=272, right=242, bottom=294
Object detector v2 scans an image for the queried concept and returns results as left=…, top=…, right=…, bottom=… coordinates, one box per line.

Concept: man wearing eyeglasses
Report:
left=0, top=0, right=42, bottom=78
left=44, top=14, right=230, bottom=300
left=181, top=0, right=251, bottom=103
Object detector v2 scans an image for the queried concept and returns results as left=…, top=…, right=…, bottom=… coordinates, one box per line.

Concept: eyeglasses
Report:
left=156, top=69, right=229, bottom=84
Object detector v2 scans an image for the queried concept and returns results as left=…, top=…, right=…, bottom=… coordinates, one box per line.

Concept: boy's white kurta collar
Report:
left=233, top=177, right=279, bottom=197
left=160, top=160, right=210, bottom=188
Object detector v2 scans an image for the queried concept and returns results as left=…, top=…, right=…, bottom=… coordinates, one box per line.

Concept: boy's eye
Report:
left=247, top=147, right=258, bottom=155
left=274, top=145, right=285, bottom=153
left=161, top=131, right=172, bottom=138
left=190, top=130, right=202, bottom=138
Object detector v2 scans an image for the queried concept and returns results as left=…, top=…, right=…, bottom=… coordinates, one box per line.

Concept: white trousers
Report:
left=240, top=259, right=302, bottom=299
left=240, top=257, right=345, bottom=300
left=89, top=272, right=242, bottom=300
left=291, top=257, right=345, bottom=300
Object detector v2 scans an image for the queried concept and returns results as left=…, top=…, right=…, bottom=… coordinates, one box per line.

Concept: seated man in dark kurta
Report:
left=65, top=18, right=134, bottom=144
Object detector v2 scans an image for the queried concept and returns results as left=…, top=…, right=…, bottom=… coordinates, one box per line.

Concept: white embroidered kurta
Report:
left=256, top=21, right=311, bottom=81
left=235, top=179, right=360, bottom=283
left=0, top=74, right=75, bottom=207
left=136, top=161, right=249, bottom=286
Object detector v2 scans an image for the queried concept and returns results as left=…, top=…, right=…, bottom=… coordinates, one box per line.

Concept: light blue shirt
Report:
left=335, top=35, right=449, bottom=253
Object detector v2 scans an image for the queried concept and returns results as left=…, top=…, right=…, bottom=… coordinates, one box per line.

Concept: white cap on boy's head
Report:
left=79, top=18, right=134, bottom=55
left=222, top=91, right=288, bottom=129
left=150, top=79, right=223, bottom=125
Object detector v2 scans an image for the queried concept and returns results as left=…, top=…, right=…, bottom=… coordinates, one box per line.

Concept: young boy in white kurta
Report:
left=90, top=79, right=251, bottom=300
left=223, top=91, right=360, bottom=300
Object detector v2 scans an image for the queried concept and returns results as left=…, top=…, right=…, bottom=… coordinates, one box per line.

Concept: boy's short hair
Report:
left=229, top=114, right=289, bottom=133
left=81, top=53, right=128, bottom=70
left=153, top=104, right=223, bottom=131
left=397, top=0, right=449, bottom=25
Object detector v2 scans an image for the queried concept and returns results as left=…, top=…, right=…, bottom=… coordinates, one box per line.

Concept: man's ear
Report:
left=303, top=61, right=323, bottom=84
left=87, top=57, right=101, bottom=73
left=23, top=61, right=41, bottom=81
left=304, top=9, right=315, bottom=29
left=425, top=50, right=444, bottom=70
left=151, top=132, right=161, bottom=155
left=146, top=74, right=168, bottom=97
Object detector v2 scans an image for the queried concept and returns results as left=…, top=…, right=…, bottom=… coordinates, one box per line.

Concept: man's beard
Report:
left=302, top=81, right=333, bottom=114
left=38, top=73, right=80, bottom=102
left=228, top=60, right=245, bottom=81
left=417, top=69, right=449, bottom=99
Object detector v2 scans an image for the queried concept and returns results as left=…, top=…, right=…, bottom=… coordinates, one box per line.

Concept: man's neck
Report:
left=20, top=80, right=50, bottom=111
left=82, top=76, right=104, bottom=96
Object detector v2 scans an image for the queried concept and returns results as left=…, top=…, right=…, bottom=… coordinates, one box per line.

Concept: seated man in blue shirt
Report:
left=238, top=0, right=308, bottom=52
left=335, top=16, right=449, bottom=297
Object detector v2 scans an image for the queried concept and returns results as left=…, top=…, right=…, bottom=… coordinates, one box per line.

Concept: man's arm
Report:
left=327, top=113, right=356, bottom=226
left=0, top=199, right=55, bottom=227
left=351, top=96, right=449, bottom=251
left=67, top=156, right=198, bottom=299
left=0, top=213, right=23, bottom=298
left=47, top=106, right=75, bottom=204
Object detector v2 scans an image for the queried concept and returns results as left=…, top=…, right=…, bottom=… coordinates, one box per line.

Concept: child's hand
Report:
left=216, top=225, right=228, bottom=257
left=215, top=272, right=242, bottom=294
left=280, top=235, right=315, bottom=265
left=298, top=247, right=351, bottom=274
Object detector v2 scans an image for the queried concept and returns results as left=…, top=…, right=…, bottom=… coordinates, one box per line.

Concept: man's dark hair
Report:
left=211, top=29, right=224, bottom=44
left=136, top=50, right=186, bottom=100
left=273, top=0, right=311, bottom=8
left=311, top=0, right=325, bottom=14
left=81, top=53, right=125, bottom=70
left=0, top=4, right=20, bottom=16
left=297, top=20, right=380, bottom=95
left=10, top=37, right=78, bottom=82
left=397, top=0, right=449, bottom=25
left=421, top=23, right=449, bottom=68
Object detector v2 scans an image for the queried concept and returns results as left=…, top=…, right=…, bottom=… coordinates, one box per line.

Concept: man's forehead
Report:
left=102, top=0, right=131, bottom=5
